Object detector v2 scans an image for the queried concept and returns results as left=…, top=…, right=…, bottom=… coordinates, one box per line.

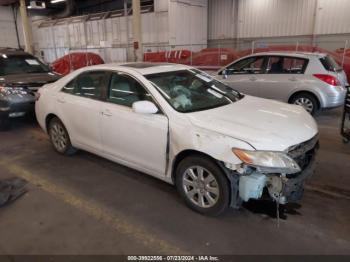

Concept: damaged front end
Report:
left=225, top=135, right=319, bottom=207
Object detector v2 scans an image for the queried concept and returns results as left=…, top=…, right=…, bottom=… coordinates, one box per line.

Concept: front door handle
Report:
left=57, top=98, right=66, bottom=103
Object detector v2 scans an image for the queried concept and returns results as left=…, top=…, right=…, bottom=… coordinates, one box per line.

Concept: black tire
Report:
left=175, top=155, right=230, bottom=216
left=0, top=116, right=10, bottom=131
left=48, top=117, right=77, bottom=155
left=290, top=93, right=319, bottom=115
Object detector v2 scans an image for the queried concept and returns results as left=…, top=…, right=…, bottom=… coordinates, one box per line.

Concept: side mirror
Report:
left=222, top=69, right=228, bottom=79
left=132, top=101, right=158, bottom=114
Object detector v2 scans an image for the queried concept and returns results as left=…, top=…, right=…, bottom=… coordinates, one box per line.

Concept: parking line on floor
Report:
left=0, top=159, right=187, bottom=255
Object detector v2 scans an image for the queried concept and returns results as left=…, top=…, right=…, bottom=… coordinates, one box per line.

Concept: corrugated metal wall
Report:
left=315, top=0, right=350, bottom=35
left=238, top=0, right=316, bottom=38
left=32, top=0, right=208, bottom=62
left=208, top=0, right=350, bottom=40
left=0, top=6, right=23, bottom=48
left=208, top=0, right=236, bottom=40
left=169, top=0, right=207, bottom=48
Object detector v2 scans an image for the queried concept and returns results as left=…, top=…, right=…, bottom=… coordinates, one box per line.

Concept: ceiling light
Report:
left=51, top=0, right=66, bottom=4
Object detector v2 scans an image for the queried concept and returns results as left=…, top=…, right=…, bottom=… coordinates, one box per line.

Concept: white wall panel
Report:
left=0, top=6, right=23, bottom=48
left=315, top=0, right=350, bottom=35
left=237, top=0, right=315, bottom=38
left=208, top=0, right=235, bottom=40
left=155, top=0, right=169, bottom=12
left=208, top=0, right=350, bottom=40
left=169, top=0, right=207, bottom=46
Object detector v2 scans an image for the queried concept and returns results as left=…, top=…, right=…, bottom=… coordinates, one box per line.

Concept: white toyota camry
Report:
left=35, top=63, right=319, bottom=215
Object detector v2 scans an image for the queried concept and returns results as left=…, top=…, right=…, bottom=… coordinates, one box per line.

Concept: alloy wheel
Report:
left=294, top=97, right=314, bottom=113
left=50, top=122, right=68, bottom=152
left=182, top=166, right=219, bottom=208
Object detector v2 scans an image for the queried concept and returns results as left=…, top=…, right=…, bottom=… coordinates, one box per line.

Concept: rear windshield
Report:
left=320, top=55, right=342, bottom=72
left=0, top=54, right=50, bottom=76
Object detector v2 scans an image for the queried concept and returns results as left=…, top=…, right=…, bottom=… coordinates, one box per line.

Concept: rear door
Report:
left=55, top=70, right=109, bottom=151
left=258, top=56, right=308, bottom=102
left=218, top=56, right=267, bottom=96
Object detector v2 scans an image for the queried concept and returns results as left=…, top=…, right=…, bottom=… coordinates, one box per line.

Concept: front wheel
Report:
left=48, top=117, right=77, bottom=155
left=175, top=156, right=230, bottom=216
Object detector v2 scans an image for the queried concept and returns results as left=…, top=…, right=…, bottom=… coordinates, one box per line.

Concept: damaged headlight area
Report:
left=232, top=148, right=301, bottom=174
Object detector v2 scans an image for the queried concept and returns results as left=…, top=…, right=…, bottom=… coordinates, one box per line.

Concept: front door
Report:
left=218, top=56, right=267, bottom=97
left=100, top=72, right=168, bottom=176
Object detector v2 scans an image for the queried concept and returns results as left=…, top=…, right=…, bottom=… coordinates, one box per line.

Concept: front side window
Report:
left=145, top=69, right=241, bottom=113
left=61, top=71, right=107, bottom=100
left=223, top=56, right=266, bottom=75
left=266, top=56, right=307, bottom=74
left=0, top=55, right=50, bottom=76
left=107, top=73, right=152, bottom=107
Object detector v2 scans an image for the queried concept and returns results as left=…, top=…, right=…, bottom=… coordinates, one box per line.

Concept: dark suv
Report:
left=0, top=48, right=61, bottom=129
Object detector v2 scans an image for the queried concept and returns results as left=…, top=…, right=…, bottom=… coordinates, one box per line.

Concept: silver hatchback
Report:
left=215, top=52, right=348, bottom=114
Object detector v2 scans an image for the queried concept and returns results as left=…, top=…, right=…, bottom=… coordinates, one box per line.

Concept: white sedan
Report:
left=36, top=63, right=319, bottom=215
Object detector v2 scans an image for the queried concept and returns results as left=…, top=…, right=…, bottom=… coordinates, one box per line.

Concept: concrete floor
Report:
left=0, top=109, right=349, bottom=255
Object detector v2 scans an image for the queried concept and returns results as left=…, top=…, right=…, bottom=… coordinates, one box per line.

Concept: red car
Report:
left=52, top=52, right=104, bottom=75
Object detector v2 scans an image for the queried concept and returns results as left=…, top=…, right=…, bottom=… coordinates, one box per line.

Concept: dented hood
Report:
left=187, top=96, right=318, bottom=151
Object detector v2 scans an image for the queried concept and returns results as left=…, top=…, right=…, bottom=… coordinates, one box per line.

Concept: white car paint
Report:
left=35, top=63, right=318, bottom=208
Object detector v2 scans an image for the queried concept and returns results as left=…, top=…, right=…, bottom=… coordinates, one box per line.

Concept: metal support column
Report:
left=132, top=0, right=143, bottom=61
left=19, top=0, right=33, bottom=54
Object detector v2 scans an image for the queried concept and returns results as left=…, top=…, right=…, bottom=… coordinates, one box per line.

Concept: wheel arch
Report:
left=45, top=113, right=59, bottom=133
left=171, top=149, right=241, bottom=209
left=171, top=149, right=229, bottom=184
left=288, top=90, right=321, bottom=109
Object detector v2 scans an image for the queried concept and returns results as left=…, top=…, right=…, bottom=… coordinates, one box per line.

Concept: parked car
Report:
left=52, top=52, right=105, bottom=76
left=215, top=52, right=348, bottom=115
left=36, top=63, right=318, bottom=215
left=0, top=48, right=61, bottom=129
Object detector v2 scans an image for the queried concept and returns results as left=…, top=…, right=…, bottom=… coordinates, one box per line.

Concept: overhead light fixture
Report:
left=28, top=1, right=46, bottom=9
left=51, top=0, right=66, bottom=4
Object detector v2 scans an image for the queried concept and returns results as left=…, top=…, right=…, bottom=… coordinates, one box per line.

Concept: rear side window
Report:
left=224, top=56, right=266, bottom=75
left=61, top=71, right=108, bottom=100
left=320, top=55, right=342, bottom=72
left=266, top=56, right=307, bottom=74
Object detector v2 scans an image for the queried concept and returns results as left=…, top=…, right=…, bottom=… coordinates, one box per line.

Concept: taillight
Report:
left=313, top=74, right=341, bottom=86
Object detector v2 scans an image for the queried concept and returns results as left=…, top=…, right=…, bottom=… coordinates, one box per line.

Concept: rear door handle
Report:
left=289, top=77, right=298, bottom=81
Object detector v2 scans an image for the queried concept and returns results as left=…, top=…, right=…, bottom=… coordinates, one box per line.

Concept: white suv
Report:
left=216, top=52, right=348, bottom=114
left=36, top=63, right=318, bottom=215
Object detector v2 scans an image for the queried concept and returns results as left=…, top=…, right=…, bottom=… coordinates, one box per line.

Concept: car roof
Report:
left=0, top=48, right=30, bottom=56
left=245, top=51, right=327, bottom=59
left=83, top=62, right=193, bottom=75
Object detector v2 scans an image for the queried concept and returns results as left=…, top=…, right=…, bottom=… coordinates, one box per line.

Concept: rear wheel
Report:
left=175, top=155, right=230, bottom=216
left=290, top=93, right=319, bottom=115
left=48, top=117, right=77, bottom=155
